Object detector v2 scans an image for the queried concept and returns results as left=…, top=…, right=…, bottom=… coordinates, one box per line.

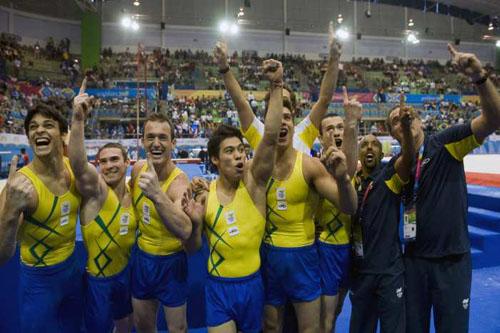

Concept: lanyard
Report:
left=351, top=179, right=373, bottom=257
left=358, top=180, right=373, bottom=219
left=412, top=144, right=425, bottom=197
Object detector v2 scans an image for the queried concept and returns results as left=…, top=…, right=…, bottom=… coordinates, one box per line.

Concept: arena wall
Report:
left=0, top=5, right=496, bottom=64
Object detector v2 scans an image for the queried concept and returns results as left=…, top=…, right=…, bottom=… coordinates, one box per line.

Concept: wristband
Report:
left=473, top=75, right=488, bottom=86
left=271, top=81, right=284, bottom=88
left=218, top=66, right=230, bottom=74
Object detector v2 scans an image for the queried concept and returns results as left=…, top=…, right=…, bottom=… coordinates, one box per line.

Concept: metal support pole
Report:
left=161, top=0, right=166, bottom=49
left=404, top=7, right=408, bottom=60
left=8, top=2, right=14, bottom=34
left=283, top=0, right=287, bottom=54
left=353, top=0, right=357, bottom=58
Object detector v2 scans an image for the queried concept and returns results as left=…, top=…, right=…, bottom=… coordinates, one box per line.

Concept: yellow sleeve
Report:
left=445, top=135, right=481, bottom=161
left=241, top=117, right=264, bottom=150
left=385, top=173, right=406, bottom=195
left=296, top=115, right=319, bottom=149
left=293, top=115, right=319, bottom=153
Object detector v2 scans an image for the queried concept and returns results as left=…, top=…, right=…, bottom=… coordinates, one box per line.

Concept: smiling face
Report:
left=319, top=115, right=344, bottom=149
left=211, top=136, right=246, bottom=182
left=97, top=147, right=129, bottom=187
left=142, top=120, right=175, bottom=165
left=359, top=134, right=384, bottom=170
left=27, top=113, right=65, bottom=158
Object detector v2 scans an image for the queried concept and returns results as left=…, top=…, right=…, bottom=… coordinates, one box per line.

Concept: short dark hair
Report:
left=264, top=84, right=297, bottom=118
left=319, top=112, right=341, bottom=135
left=207, top=124, right=243, bottom=167
left=144, top=112, right=175, bottom=139
left=360, top=134, right=383, bottom=151
left=97, top=142, right=128, bottom=162
left=24, top=103, right=68, bottom=138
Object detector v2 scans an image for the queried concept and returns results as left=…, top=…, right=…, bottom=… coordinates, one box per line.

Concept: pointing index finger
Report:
left=447, top=43, right=458, bottom=58
left=399, top=93, right=405, bottom=109
left=79, top=77, right=87, bottom=95
left=342, top=86, right=349, bottom=104
left=8, top=155, right=19, bottom=182
left=328, top=21, right=334, bottom=37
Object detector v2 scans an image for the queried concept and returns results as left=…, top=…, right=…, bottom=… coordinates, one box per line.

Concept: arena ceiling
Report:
left=1, top=0, right=499, bottom=27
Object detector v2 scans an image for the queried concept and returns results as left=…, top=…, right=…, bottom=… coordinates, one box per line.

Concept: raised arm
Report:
left=70, top=78, right=102, bottom=197
left=214, top=40, right=255, bottom=131
left=309, top=21, right=342, bottom=128
left=394, top=95, right=416, bottom=182
left=308, top=147, right=357, bottom=214
left=0, top=157, right=34, bottom=264
left=342, top=86, right=362, bottom=177
left=138, top=157, right=192, bottom=240
left=250, top=59, right=284, bottom=187
left=448, top=44, right=500, bottom=142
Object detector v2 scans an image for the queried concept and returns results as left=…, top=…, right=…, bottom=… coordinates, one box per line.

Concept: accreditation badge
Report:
left=403, top=206, right=417, bottom=241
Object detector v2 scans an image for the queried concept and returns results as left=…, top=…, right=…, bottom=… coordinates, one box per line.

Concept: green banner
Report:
left=496, top=47, right=500, bottom=72
left=81, top=11, right=101, bottom=70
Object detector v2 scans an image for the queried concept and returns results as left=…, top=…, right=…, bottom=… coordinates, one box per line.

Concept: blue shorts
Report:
left=84, top=265, right=133, bottom=333
left=131, top=247, right=187, bottom=307
left=19, top=251, right=84, bottom=333
left=318, top=242, right=351, bottom=296
left=206, top=271, right=264, bottom=332
left=261, top=244, right=321, bottom=306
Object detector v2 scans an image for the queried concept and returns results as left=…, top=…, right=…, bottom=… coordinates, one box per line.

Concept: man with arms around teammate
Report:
left=183, top=59, right=284, bottom=333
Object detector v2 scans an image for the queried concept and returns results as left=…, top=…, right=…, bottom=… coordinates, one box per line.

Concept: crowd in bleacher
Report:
left=0, top=33, right=495, bottom=138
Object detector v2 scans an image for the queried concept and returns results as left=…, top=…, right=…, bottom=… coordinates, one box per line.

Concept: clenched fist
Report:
left=4, top=156, right=33, bottom=213
left=214, top=40, right=229, bottom=70
left=321, top=145, right=349, bottom=182
left=262, top=59, right=283, bottom=86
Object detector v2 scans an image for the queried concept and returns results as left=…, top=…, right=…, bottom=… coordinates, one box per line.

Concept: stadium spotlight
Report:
left=229, top=23, right=239, bottom=35
left=496, top=40, right=500, bottom=48
left=121, top=15, right=139, bottom=31
left=336, top=27, right=350, bottom=41
left=406, top=32, right=420, bottom=44
left=133, top=1, right=140, bottom=6
left=121, top=16, right=132, bottom=28
left=219, top=20, right=229, bottom=34
left=237, top=7, right=245, bottom=18
left=218, top=20, right=239, bottom=35
left=237, top=7, right=245, bottom=24
left=408, top=19, right=414, bottom=27
left=337, top=14, right=343, bottom=24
